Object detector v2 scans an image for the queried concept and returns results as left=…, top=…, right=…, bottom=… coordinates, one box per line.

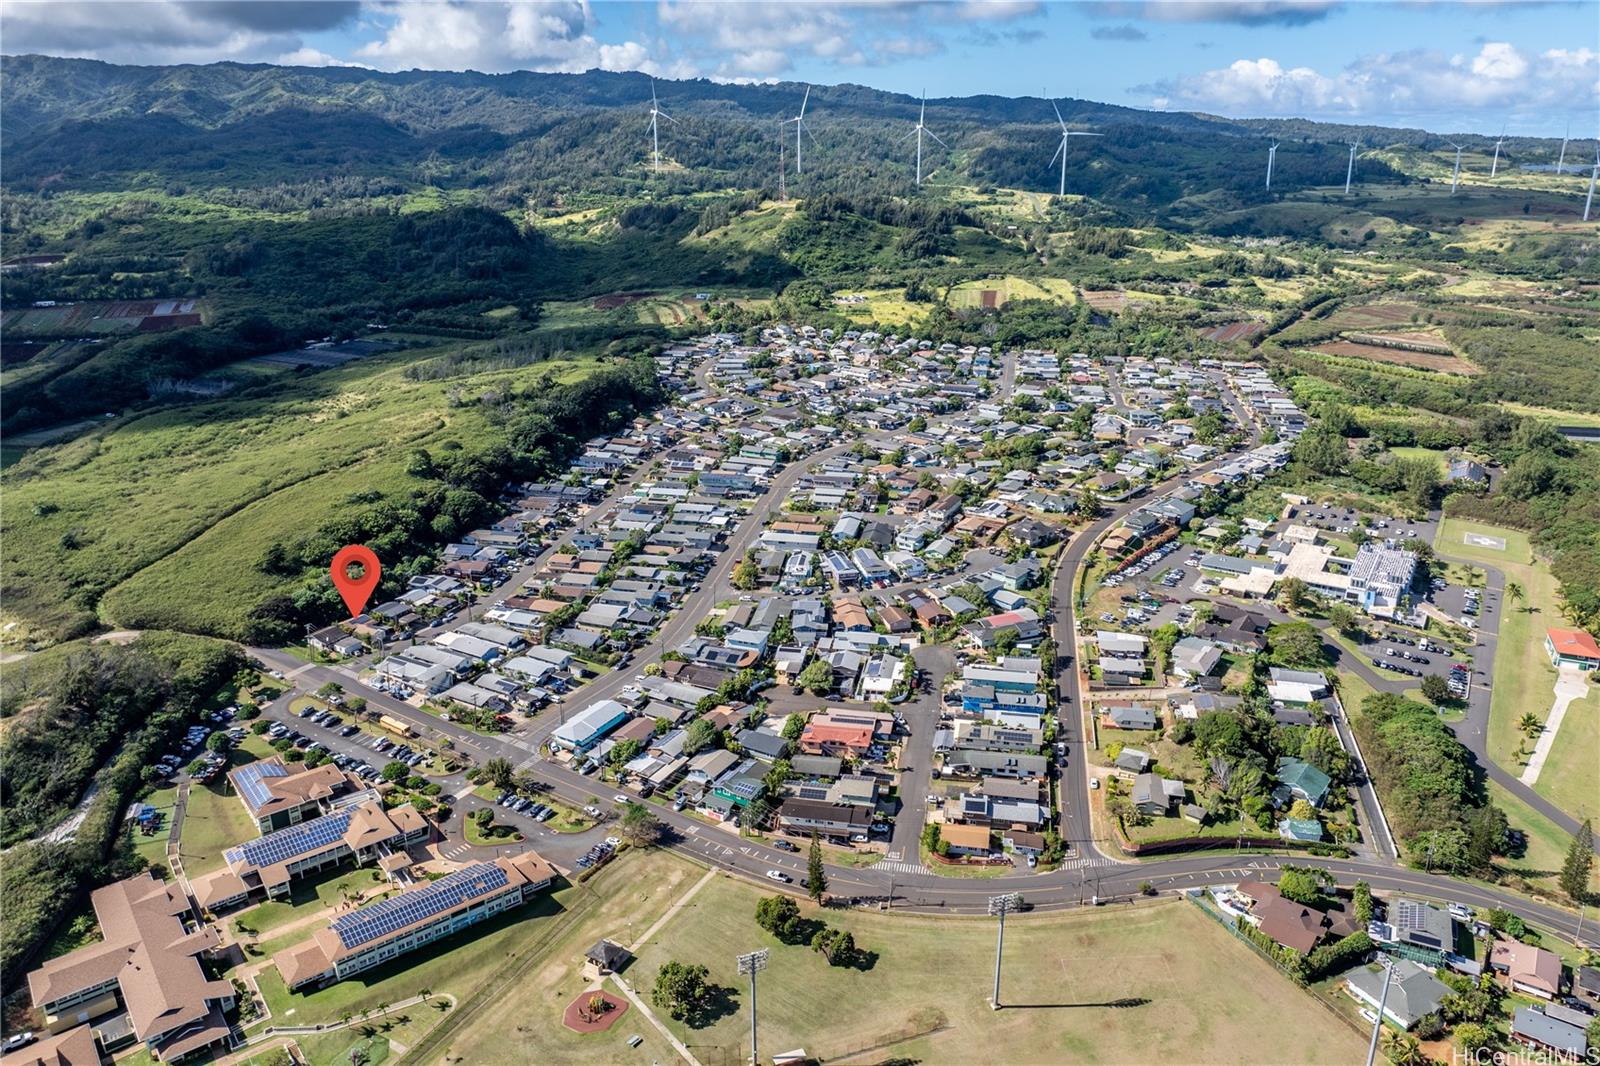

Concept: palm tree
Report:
left=1518, top=712, right=1541, bottom=739
left=1505, top=581, right=1525, bottom=612
left=1383, top=1030, right=1427, bottom=1066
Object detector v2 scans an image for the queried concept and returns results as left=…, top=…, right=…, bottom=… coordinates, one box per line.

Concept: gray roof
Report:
left=1344, top=961, right=1448, bottom=1025
left=1512, top=1008, right=1588, bottom=1055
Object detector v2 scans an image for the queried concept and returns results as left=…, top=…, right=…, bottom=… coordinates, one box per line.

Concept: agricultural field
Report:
left=945, top=275, right=1077, bottom=309
left=623, top=872, right=1367, bottom=1066
left=1309, top=339, right=1478, bottom=375
left=1433, top=519, right=1598, bottom=825
left=0, top=347, right=601, bottom=644
left=830, top=288, right=928, bottom=327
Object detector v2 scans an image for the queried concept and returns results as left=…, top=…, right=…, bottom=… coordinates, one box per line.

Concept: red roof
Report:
left=1548, top=628, right=1600, bottom=660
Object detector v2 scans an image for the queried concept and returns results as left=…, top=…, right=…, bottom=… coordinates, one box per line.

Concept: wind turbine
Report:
left=1344, top=140, right=1360, bottom=195
left=1585, top=145, right=1598, bottom=223
left=904, top=90, right=949, bottom=187
left=645, top=79, right=677, bottom=174
left=1556, top=120, right=1570, bottom=175
left=1489, top=126, right=1506, bottom=178
left=1047, top=98, right=1103, bottom=197
left=1265, top=142, right=1279, bottom=190
left=785, top=86, right=816, bottom=175
left=1449, top=142, right=1465, bottom=194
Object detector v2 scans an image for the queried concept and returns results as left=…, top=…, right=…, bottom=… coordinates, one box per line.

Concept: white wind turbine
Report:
left=1344, top=139, right=1361, bottom=194
left=1556, top=120, right=1570, bottom=175
left=785, top=86, right=816, bottom=175
left=1047, top=98, right=1103, bottom=197
left=904, top=90, right=949, bottom=187
left=1265, top=142, right=1279, bottom=190
left=646, top=79, right=677, bottom=174
left=1585, top=145, right=1599, bottom=223
left=1489, top=126, right=1507, bottom=178
left=1449, top=142, right=1466, bottom=194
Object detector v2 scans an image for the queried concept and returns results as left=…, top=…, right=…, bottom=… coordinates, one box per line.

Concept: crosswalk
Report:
left=878, top=860, right=932, bottom=875
left=441, top=842, right=475, bottom=859
left=1059, top=856, right=1109, bottom=869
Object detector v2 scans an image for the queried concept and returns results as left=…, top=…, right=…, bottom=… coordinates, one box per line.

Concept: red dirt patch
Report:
left=1081, top=289, right=1128, bottom=312
left=1311, top=340, right=1479, bottom=375
left=980, top=289, right=999, bottom=309
left=562, top=990, right=630, bottom=1033
left=1201, top=321, right=1266, bottom=343
left=593, top=291, right=657, bottom=310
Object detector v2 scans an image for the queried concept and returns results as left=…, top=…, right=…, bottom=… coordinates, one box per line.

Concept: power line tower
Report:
left=988, top=893, right=1023, bottom=1010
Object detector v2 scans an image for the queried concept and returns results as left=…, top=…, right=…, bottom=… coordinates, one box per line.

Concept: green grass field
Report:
left=179, top=779, right=261, bottom=877
left=1, top=349, right=600, bottom=643
left=1434, top=519, right=1596, bottom=824
left=623, top=867, right=1368, bottom=1066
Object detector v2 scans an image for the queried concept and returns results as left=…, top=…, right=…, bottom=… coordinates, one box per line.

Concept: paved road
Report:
left=247, top=355, right=1596, bottom=948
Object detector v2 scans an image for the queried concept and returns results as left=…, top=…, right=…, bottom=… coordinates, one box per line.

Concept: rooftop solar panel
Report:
left=331, top=862, right=510, bottom=950
left=235, top=761, right=290, bottom=810
left=225, top=809, right=353, bottom=869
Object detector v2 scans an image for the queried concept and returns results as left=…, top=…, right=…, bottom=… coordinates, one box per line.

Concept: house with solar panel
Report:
left=273, top=852, right=554, bottom=991
left=228, top=757, right=367, bottom=834
left=189, top=797, right=429, bottom=914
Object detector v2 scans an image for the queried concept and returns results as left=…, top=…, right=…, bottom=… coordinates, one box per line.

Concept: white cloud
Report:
left=277, top=46, right=367, bottom=67
left=0, top=0, right=358, bottom=64
left=352, top=1, right=680, bottom=74
left=1145, top=40, right=1598, bottom=122
left=656, top=0, right=1042, bottom=81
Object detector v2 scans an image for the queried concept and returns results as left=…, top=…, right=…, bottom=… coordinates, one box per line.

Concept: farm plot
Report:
left=1310, top=340, right=1479, bottom=374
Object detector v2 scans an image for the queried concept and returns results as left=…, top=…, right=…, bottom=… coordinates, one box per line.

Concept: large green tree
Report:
left=1561, top=819, right=1594, bottom=903
left=807, top=832, right=828, bottom=902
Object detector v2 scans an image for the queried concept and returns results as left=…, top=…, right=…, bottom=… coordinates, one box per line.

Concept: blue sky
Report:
left=3, top=1, right=1596, bottom=135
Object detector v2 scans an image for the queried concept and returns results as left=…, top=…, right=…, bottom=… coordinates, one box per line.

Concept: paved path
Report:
left=608, top=974, right=701, bottom=1066
left=1521, top=666, right=1590, bottom=785
left=629, top=868, right=716, bottom=952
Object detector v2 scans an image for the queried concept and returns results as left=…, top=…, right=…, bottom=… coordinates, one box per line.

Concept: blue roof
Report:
left=331, top=862, right=509, bottom=950
left=235, top=760, right=291, bottom=810
left=225, top=809, right=352, bottom=869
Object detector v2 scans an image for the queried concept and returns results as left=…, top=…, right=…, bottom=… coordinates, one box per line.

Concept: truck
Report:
left=378, top=714, right=415, bottom=738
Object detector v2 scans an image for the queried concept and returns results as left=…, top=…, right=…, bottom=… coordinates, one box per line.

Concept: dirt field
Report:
left=1080, top=289, right=1128, bottom=311
left=1312, top=340, right=1479, bottom=374
left=592, top=291, right=656, bottom=310
left=1201, top=321, right=1266, bottom=343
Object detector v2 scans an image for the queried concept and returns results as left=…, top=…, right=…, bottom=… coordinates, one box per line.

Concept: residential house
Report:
left=1131, top=773, right=1184, bottom=816
left=1490, top=940, right=1564, bottom=1000
left=1343, top=960, right=1449, bottom=1030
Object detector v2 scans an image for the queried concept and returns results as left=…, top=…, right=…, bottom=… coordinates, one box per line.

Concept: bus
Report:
left=378, top=714, right=414, bottom=738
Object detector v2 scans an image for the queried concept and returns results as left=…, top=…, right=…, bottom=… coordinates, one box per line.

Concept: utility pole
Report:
left=988, top=893, right=1023, bottom=1010
left=736, top=949, right=769, bottom=1066
left=1362, top=955, right=1396, bottom=1066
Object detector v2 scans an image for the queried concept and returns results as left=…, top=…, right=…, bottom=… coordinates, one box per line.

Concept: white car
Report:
left=765, top=869, right=792, bottom=883
left=605, top=836, right=622, bottom=848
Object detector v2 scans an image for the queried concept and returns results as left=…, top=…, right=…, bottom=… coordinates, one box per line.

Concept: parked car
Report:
left=772, top=839, right=799, bottom=852
left=765, top=870, right=792, bottom=883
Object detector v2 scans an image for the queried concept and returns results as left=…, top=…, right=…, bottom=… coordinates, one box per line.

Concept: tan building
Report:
left=24, top=873, right=233, bottom=1062
left=228, top=756, right=366, bottom=833
left=0, top=1023, right=101, bottom=1066
left=190, top=798, right=429, bottom=913
left=275, top=852, right=554, bottom=990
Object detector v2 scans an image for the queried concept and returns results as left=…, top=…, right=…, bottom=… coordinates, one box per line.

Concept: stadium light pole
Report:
left=736, top=948, right=769, bottom=1065
left=1362, top=954, right=1396, bottom=1066
left=988, top=893, right=1023, bottom=1010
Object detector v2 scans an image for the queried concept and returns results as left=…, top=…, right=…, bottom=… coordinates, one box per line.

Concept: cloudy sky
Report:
left=2, top=0, right=1595, bottom=135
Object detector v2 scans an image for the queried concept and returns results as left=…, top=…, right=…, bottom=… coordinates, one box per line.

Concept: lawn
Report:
left=383, top=849, right=698, bottom=1066
left=235, top=867, right=392, bottom=937
left=1, top=349, right=602, bottom=643
left=178, top=775, right=263, bottom=878
left=1434, top=519, right=1594, bottom=822
left=126, top=783, right=179, bottom=871
left=627, top=871, right=1369, bottom=1066
left=1484, top=779, right=1600, bottom=903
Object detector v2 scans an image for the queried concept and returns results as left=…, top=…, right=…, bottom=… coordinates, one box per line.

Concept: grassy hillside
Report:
left=0, top=348, right=625, bottom=644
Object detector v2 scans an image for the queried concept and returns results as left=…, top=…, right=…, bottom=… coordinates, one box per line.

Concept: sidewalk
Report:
left=1520, top=666, right=1590, bottom=786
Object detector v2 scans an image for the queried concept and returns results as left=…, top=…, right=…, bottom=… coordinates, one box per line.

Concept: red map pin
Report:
left=330, top=545, right=381, bottom=618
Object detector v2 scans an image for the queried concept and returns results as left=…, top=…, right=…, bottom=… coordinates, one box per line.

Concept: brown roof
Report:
left=190, top=867, right=250, bottom=910
left=275, top=852, right=554, bottom=982
left=1491, top=940, right=1563, bottom=995
left=939, top=823, right=994, bottom=851
left=0, top=1024, right=100, bottom=1066
left=1237, top=882, right=1332, bottom=955
left=26, top=873, right=232, bottom=1051
left=228, top=757, right=361, bottom=819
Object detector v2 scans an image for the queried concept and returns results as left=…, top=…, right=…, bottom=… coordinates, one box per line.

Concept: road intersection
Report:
left=250, top=354, right=1597, bottom=953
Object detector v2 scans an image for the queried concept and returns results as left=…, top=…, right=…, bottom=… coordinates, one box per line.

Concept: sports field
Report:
left=621, top=868, right=1367, bottom=1066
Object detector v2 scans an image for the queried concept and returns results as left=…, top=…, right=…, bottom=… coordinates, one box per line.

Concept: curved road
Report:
left=251, top=357, right=1597, bottom=952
